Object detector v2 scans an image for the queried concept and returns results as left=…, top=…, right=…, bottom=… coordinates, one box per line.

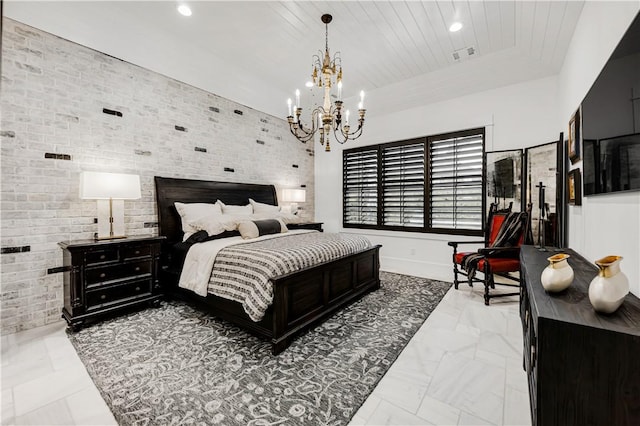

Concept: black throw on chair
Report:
left=447, top=203, right=532, bottom=305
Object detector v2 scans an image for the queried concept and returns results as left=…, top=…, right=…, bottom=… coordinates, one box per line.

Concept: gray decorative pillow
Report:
left=238, top=219, right=287, bottom=239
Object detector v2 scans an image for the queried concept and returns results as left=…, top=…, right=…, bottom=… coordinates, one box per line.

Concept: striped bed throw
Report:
left=208, top=232, right=372, bottom=322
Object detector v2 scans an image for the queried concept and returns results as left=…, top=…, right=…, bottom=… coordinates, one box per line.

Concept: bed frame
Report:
left=154, top=176, right=381, bottom=354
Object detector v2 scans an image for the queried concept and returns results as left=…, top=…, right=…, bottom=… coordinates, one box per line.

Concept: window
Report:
left=428, top=130, right=484, bottom=232
left=344, top=148, right=378, bottom=225
left=382, top=141, right=425, bottom=228
left=343, top=128, right=484, bottom=235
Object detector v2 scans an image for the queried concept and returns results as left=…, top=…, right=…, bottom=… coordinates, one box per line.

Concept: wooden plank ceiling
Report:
left=4, top=1, right=585, bottom=117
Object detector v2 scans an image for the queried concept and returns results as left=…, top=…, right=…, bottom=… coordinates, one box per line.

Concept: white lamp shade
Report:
left=281, top=188, right=306, bottom=203
left=80, top=171, right=141, bottom=200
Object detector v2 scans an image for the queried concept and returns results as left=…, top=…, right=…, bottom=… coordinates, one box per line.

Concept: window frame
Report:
left=343, top=128, right=485, bottom=236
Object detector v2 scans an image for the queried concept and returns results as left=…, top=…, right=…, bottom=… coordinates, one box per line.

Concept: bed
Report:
left=154, top=176, right=381, bottom=354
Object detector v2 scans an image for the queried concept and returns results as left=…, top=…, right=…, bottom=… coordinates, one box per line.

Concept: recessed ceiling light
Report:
left=449, top=22, right=463, bottom=32
left=177, top=4, right=192, bottom=17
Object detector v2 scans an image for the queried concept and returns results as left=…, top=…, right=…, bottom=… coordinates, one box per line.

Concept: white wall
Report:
left=315, top=76, right=559, bottom=281
left=557, top=1, right=640, bottom=296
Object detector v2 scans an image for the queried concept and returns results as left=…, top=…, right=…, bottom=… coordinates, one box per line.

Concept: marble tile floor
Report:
left=1, top=283, right=530, bottom=426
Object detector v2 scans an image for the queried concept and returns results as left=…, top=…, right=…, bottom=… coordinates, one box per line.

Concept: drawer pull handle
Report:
left=135, top=267, right=140, bottom=272
left=100, top=273, right=106, bottom=278
left=135, top=250, right=140, bottom=255
left=135, top=287, right=141, bottom=291
left=100, top=254, right=106, bottom=260
left=100, top=294, right=106, bottom=300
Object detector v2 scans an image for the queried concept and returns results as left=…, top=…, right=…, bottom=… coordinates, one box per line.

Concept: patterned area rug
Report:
left=68, top=272, right=451, bottom=425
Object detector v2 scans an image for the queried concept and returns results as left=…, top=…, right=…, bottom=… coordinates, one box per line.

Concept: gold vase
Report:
left=588, top=255, right=629, bottom=314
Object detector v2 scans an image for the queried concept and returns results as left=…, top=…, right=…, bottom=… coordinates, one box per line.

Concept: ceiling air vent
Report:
left=452, top=46, right=477, bottom=62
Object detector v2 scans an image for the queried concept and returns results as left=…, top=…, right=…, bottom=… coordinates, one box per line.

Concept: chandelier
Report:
left=287, top=14, right=366, bottom=152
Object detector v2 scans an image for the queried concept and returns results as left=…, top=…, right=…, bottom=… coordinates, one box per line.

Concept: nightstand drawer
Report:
left=122, top=245, right=151, bottom=260
left=85, top=260, right=152, bottom=286
left=85, top=248, right=119, bottom=265
left=86, top=279, right=152, bottom=309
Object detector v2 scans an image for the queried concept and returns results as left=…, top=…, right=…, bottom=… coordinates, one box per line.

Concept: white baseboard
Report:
left=380, top=256, right=453, bottom=283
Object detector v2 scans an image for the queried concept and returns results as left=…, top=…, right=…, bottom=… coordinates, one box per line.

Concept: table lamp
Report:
left=281, top=188, right=306, bottom=215
left=80, top=171, right=141, bottom=239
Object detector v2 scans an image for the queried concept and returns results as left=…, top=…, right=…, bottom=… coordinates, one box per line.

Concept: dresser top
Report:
left=59, top=235, right=165, bottom=250
left=521, top=245, right=640, bottom=336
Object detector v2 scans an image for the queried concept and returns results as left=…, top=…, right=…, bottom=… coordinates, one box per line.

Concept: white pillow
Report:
left=277, top=211, right=301, bottom=224
left=216, top=200, right=253, bottom=215
left=175, top=202, right=222, bottom=239
left=249, top=198, right=281, bottom=215
left=279, top=205, right=293, bottom=214
left=193, top=214, right=242, bottom=236
left=251, top=211, right=301, bottom=224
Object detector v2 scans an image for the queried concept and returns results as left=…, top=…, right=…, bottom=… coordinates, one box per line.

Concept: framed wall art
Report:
left=485, top=149, right=523, bottom=215
left=568, top=168, right=582, bottom=206
left=568, top=107, right=581, bottom=164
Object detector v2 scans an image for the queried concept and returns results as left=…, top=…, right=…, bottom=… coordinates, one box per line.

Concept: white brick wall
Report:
left=0, top=18, right=315, bottom=334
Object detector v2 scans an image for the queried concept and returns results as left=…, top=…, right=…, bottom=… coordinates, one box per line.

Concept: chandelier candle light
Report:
left=287, top=14, right=366, bottom=152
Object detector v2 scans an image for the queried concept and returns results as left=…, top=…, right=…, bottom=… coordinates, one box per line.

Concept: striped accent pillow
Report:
left=238, top=219, right=287, bottom=239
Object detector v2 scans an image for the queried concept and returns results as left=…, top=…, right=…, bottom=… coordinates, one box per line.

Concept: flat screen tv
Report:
left=583, top=134, right=640, bottom=195
left=581, top=12, right=640, bottom=196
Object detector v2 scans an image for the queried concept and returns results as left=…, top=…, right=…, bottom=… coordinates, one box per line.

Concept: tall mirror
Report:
left=485, top=150, right=523, bottom=216
left=525, top=141, right=564, bottom=248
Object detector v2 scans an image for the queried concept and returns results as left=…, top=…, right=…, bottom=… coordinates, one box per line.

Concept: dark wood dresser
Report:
left=520, top=245, right=640, bottom=425
left=60, top=236, right=164, bottom=330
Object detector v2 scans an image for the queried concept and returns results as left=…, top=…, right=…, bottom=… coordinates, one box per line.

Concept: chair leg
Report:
left=451, top=245, right=460, bottom=290
left=453, top=265, right=459, bottom=289
left=484, top=262, right=492, bottom=305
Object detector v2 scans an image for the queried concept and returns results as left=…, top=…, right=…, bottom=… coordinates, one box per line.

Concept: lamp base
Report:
left=96, top=199, right=127, bottom=240
left=95, top=234, right=128, bottom=241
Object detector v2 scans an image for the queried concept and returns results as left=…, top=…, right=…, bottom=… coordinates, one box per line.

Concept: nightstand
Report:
left=60, top=236, right=165, bottom=331
left=287, top=222, right=324, bottom=232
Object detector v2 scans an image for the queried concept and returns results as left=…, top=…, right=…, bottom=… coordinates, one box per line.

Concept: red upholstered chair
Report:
left=447, top=203, right=532, bottom=305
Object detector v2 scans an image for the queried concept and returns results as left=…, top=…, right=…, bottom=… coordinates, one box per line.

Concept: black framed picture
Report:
left=568, top=107, right=581, bottom=164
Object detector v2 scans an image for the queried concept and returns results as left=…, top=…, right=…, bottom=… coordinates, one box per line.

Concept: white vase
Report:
left=588, top=255, right=629, bottom=314
left=540, top=253, right=574, bottom=292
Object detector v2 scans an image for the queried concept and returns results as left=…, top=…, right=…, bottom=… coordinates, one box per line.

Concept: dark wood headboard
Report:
left=154, top=176, right=278, bottom=244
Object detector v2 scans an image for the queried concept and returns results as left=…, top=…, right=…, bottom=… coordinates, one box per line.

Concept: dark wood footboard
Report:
left=270, top=244, right=381, bottom=354
left=162, top=245, right=381, bottom=354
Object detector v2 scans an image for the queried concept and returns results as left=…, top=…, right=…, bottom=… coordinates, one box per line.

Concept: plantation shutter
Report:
left=381, top=142, right=425, bottom=227
left=343, top=148, right=378, bottom=225
left=429, top=132, right=484, bottom=230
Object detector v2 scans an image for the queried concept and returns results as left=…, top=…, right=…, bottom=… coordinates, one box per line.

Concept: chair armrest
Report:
left=478, top=246, right=520, bottom=257
left=447, top=240, right=485, bottom=247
